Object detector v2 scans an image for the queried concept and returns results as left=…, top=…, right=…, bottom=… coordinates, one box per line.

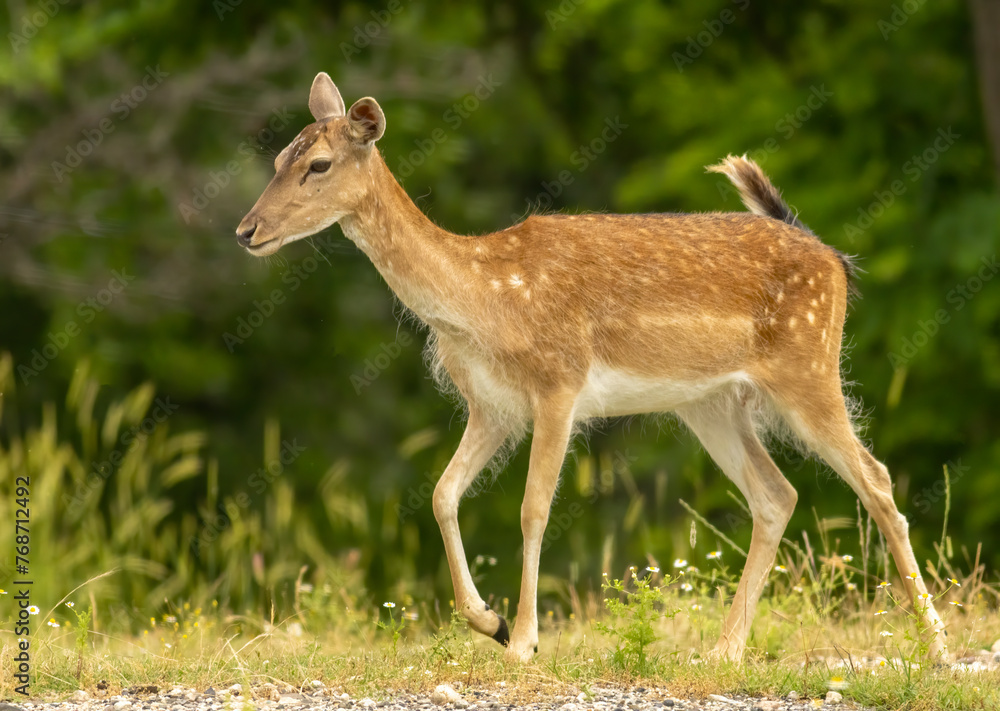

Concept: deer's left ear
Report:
left=309, top=72, right=346, bottom=121
left=347, top=97, right=385, bottom=145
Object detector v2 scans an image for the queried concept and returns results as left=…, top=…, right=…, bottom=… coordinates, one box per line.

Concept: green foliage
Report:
left=593, top=572, right=679, bottom=675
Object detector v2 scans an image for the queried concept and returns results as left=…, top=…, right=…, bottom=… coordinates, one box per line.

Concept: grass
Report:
left=2, top=543, right=998, bottom=710
left=1, top=353, right=999, bottom=709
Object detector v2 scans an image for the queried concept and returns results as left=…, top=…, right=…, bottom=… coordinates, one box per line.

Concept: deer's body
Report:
left=237, top=72, right=949, bottom=663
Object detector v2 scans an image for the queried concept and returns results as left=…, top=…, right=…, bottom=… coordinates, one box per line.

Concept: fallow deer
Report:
left=236, top=72, right=949, bottom=663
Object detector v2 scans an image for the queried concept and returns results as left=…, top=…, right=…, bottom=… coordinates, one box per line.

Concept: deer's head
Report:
left=236, top=72, right=385, bottom=256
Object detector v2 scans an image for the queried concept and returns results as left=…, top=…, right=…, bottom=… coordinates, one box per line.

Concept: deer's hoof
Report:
left=491, top=615, right=510, bottom=647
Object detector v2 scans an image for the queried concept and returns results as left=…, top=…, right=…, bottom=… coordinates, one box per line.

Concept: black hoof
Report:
left=533, top=645, right=538, bottom=654
left=484, top=603, right=491, bottom=611
left=492, top=615, right=510, bottom=647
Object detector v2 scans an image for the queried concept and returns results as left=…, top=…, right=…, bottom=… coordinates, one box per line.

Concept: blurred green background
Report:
left=1, top=0, right=998, bottom=631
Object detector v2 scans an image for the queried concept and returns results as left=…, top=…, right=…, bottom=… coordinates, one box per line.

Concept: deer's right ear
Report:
left=347, top=97, right=386, bottom=145
left=309, top=72, right=346, bottom=121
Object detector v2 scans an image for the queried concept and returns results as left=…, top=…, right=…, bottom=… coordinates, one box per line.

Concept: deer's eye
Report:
left=309, top=159, right=331, bottom=173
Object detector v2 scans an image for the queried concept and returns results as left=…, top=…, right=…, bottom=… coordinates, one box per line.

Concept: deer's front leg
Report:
left=506, top=392, right=576, bottom=663
left=432, top=410, right=510, bottom=642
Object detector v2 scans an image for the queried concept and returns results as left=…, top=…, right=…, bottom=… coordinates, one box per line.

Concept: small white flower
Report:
left=47, top=619, right=60, bottom=628
left=646, top=566, right=660, bottom=573
left=774, top=565, right=787, bottom=573
left=681, top=583, right=693, bottom=592
left=690, top=604, right=702, bottom=611
left=27, top=606, right=39, bottom=615
left=841, top=554, right=853, bottom=563
left=880, top=631, right=893, bottom=637
left=383, top=601, right=396, bottom=609
left=846, top=582, right=857, bottom=591
left=793, top=586, right=804, bottom=593
left=874, top=609, right=888, bottom=616
left=707, top=551, right=722, bottom=560
left=65, top=601, right=75, bottom=608
left=487, top=556, right=497, bottom=566
left=673, top=559, right=688, bottom=568
left=877, top=581, right=891, bottom=589
left=949, top=578, right=961, bottom=587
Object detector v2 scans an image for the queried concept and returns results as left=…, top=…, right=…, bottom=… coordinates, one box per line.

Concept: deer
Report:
left=236, top=71, right=949, bottom=664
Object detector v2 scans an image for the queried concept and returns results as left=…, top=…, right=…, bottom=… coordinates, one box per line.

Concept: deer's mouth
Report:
left=245, top=237, right=283, bottom=256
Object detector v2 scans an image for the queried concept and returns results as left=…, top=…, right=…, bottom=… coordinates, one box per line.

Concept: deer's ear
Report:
left=347, top=97, right=385, bottom=145
left=309, top=72, right=346, bottom=121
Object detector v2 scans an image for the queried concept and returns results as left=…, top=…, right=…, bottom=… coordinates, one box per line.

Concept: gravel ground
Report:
left=5, top=648, right=999, bottom=711
left=0, top=683, right=857, bottom=711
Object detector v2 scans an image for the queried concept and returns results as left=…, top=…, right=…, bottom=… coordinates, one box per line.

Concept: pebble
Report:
left=430, top=684, right=463, bottom=705
left=13, top=681, right=886, bottom=711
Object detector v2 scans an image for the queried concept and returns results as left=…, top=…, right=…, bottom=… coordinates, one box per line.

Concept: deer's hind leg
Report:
left=770, top=378, right=950, bottom=660
left=678, top=393, right=797, bottom=661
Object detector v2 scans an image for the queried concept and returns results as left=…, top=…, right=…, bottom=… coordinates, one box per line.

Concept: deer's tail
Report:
left=707, top=153, right=858, bottom=293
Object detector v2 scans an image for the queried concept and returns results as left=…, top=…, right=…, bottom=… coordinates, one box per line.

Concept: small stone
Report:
left=431, top=684, right=463, bottom=705
left=825, top=691, right=843, bottom=704
left=278, top=697, right=302, bottom=706
left=229, top=684, right=243, bottom=696
left=787, top=691, right=799, bottom=701
left=0, top=704, right=26, bottom=711
left=113, top=702, right=130, bottom=710
left=204, top=688, right=216, bottom=696
left=991, top=638, right=1000, bottom=654
left=708, top=695, right=739, bottom=706
left=358, top=699, right=377, bottom=709
left=71, top=691, right=89, bottom=702
left=310, top=681, right=325, bottom=689
left=663, top=702, right=675, bottom=708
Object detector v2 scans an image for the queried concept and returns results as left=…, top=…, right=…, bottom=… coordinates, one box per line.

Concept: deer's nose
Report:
left=237, top=224, right=257, bottom=247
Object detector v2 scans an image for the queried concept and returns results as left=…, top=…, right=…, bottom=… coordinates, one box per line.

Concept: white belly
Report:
left=574, top=365, right=750, bottom=419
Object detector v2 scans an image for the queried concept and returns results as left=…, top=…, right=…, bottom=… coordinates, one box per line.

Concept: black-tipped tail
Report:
left=708, top=154, right=858, bottom=296
left=707, top=154, right=812, bottom=234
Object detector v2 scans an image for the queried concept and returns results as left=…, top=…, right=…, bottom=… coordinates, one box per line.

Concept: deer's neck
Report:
left=339, top=152, right=469, bottom=331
